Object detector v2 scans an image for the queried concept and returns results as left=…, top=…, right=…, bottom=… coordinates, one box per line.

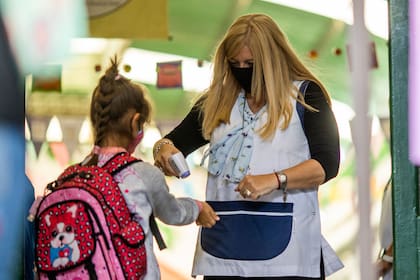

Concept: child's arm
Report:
left=136, top=163, right=218, bottom=226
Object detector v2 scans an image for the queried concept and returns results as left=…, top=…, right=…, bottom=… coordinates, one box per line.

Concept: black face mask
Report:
left=230, top=66, right=253, bottom=94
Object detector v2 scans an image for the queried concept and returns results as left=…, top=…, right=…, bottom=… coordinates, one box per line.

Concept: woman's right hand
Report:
left=153, top=138, right=180, bottom=177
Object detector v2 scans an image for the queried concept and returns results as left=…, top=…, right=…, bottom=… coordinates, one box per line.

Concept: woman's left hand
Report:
left=375, top=259, right=392, bottom=279
left=235, top=174, right=277, bottom=199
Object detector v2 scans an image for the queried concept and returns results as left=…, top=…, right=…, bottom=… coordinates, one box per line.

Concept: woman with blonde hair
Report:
left=154, top=13, right=343, bottom=279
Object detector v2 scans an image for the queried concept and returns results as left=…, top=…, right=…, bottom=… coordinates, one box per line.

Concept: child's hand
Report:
left=196, top=202, right=219, bottom=228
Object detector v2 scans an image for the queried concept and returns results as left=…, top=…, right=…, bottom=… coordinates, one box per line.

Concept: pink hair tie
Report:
left=92, top=145, right=101, bottom=154
left=115, top=74, right=121, bottom=80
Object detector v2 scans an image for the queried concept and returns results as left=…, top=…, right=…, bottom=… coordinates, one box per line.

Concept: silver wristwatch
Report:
left=275, top=171, right=288, bottom=202
left=380, top=248, right=393, bottom=263
left=275, top=172, right=287, bottom=191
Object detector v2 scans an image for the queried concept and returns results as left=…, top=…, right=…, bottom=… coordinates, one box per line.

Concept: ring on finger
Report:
left=244, top=189, right=252, bottom=197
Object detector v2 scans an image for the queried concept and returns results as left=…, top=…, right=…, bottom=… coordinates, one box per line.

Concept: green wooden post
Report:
left=389, top=0, right=419, bottom=278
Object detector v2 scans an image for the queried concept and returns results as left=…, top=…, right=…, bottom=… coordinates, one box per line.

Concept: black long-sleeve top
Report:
left=165, top=81, right=340, bottom=182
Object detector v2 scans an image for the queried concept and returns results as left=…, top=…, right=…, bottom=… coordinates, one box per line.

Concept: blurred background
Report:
left=2, top=0, right=392, bottom=279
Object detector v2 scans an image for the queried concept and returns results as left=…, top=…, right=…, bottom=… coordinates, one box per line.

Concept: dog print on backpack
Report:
left=39, top=204, right=83, bottom=268
left=32, top=152, right=147, bottom=280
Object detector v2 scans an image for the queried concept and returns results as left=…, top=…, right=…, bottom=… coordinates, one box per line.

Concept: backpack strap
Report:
left=47, top=272, right=56, bottom=280
left=85, top=260, right=98, bottom=280
left=101, top=152, right=141, bottom=175
left=297, top=80, right=311, bottom=128
left=45, top=154, right=138, bottom=193
left=149, top=213, right=167, bottom=250
left=102, top=151, right=168, bottom=250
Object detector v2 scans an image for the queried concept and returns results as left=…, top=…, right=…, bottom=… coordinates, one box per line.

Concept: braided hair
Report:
left=87, top=56, right=152, bottom=165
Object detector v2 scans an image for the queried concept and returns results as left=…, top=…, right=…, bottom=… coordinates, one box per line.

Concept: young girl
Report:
left=84, top=57, right=219, bottom=280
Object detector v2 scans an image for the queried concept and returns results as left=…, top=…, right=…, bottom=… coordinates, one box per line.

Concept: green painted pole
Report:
left=389, top=0, right=419, bottom=279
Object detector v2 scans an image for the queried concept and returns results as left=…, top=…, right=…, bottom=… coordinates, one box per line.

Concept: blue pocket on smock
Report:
left=201, top=200, right=293, bottom=260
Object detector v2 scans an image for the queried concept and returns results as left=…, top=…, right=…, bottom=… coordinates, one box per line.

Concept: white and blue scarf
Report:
left=202, top=92, right=266, bottom=183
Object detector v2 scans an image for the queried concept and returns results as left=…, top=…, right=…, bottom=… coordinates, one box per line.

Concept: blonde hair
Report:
left=200, top=13, right=331, bottom=139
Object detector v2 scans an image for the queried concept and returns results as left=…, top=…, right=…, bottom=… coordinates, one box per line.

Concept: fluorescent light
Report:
left=25, top=117, right=31, bottom=141
left=78, top=117, right=93, bottom=144
left=46, top=116, right=63, bottom=142
left=261, top=0, right=388, bottom=39
left=141, top=126, right=162, bottom=149
left=121, top=48, right=212, bottom=92
left=70, top=38, right=108, bottom=54
left=332, top=100, right=355, bottom=141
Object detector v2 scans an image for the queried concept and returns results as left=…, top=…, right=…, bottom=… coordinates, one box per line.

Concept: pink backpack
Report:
left=32, top=152, right=148, bottom=280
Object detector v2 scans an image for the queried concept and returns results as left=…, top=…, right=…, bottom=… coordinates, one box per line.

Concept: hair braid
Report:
left=92, top=92, right=113, bottom=146
left=91, top=57, right=120, bottom=146
left=87, top=55, right=153, bottom=164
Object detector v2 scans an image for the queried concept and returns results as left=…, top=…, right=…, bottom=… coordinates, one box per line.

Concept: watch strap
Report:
left=275, top=171, right=288, bottom=202
left=382, top=253, right=393, bottom=263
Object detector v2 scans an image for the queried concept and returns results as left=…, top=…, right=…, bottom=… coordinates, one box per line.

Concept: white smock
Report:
left=192, top=83, right=343, bottom=278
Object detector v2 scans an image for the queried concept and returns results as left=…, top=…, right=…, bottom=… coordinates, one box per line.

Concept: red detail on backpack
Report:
left=34, top=152, right=147, bottom=279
